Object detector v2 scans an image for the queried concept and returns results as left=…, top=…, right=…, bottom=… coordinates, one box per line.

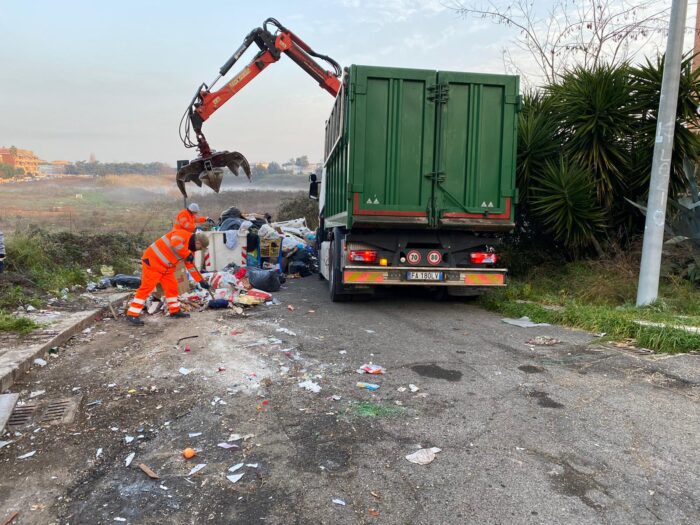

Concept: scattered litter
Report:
left=246, top=463, right=259, bottom=468
left=298, top=380, right=322, bottom=393
left=29, top=390, right=45, bottom=399
left=113, top=519, right=126, bottom=523
left=188, top=432, right=202, bottom=438
left=365, top=329, right=375, bottom=334
left=276, top=327, right=296, bottom=336
left=226, top=473, right=244, bottom=484
left=227, top=433, right=254, bottom=442
left=86, top=399, right=102, bottom=407
left=187, top=463, right=206, bottom=477
left=331, top=395, right=342, bottom=401
left=397, top=387, right=407, bottom=392
left=218, top=442, right=239, bottom=450
left=501, top=316, right=551, bottom=328
left=405, top=447, right=442, bottom=465
left=33, top=358, right=47, bottom=367
left=357, top=382, right=380, bottom=391
left=107, top=383, right=117, bottom=388
left=287, top=305, right=295, bottom=311
left=0, top=440, right=13, bottom=449
left=17, top=450, right=36, bottom=459
left=339, top=350, right=347, bottom=355
left=179, top=367, right=191, bottom=375
left=139, top=463, right=160, bottom=479
left=332, top=498, right=346, bottom=506
left=369, top=508, right=380, bottom=517
left=228, top=463, right=244, bottom=473
left=125, top=452, right=136, bottom=467
left=96, top=448, right=103, bottom=458
left=182, top=448, right=197, bottom=459
left=370, top=491, right=382, bottom=500
left=357, top=364, right=385, bottom=375
left=125, top=436, right=134, bottom=444
left=526, top=336, right=561, bottom=346
left=409, top=384, right=419, bottom=393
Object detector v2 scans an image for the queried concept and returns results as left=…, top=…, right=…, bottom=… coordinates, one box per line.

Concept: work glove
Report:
left=199, top=281, right=211, bottom=290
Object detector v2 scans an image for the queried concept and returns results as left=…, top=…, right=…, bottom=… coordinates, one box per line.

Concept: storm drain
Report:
left=7, top=396, right=81, bottom=429
left=7, top=404, right=37, bottom=427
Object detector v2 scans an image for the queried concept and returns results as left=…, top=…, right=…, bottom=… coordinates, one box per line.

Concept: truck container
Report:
left=312, top=65, right=520, bottom=300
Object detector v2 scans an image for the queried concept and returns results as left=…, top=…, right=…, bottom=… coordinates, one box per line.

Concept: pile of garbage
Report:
left=137, top=209, right=318, bottom=316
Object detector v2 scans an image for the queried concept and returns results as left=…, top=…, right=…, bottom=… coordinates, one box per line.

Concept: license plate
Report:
left=406, top=271, right=443, bottom=281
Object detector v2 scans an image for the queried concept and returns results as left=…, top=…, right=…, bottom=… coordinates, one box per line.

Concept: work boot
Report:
left=126, top=316, right=144, bottom=326
left=170, top=311, right=190, bottom=319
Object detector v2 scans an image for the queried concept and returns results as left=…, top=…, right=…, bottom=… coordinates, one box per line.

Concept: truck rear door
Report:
left=349, top=66, right=435, bottom=224
left=433, top=71, right=519, bottom=228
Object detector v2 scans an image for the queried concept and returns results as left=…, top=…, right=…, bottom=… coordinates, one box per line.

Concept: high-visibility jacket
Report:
left=142, top=229, right=204, bottom=283
left=174, top=209, right=206, bottom=233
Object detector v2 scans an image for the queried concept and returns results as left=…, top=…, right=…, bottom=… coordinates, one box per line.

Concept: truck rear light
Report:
left=349, top=250, right=378, bottom=263
left=470, top=252, right=498, bottom=264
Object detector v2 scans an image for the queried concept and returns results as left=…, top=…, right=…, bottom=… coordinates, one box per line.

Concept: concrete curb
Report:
left=0, top=293, right=130, bottom=392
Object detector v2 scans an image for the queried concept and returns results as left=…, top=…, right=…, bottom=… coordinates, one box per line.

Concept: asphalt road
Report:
left=1, top=277, right=698, bottom=524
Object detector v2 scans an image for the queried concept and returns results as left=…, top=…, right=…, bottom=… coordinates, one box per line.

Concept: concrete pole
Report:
left=636, top=0, right=688, bottom=306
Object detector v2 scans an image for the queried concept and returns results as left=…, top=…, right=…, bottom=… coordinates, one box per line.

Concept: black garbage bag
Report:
left=247, top=268, right=281, bottom=292
left=219, top=206, right=242, bottom=224
left=109, top=274, right=141, bottom=288
left=288, top=260, right=312, bottom=277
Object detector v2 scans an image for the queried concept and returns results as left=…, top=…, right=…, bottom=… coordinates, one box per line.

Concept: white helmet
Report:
left=188, top=203, right=200, bottom=213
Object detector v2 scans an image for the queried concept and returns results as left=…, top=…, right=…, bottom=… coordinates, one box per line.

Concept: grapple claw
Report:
left=176, top=150, right=252, bottom=197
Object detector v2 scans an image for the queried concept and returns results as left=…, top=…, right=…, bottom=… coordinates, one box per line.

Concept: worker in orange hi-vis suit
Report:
left=174, top=202, right=207, bottom=233
left=126, top=230, right=211, bottom=326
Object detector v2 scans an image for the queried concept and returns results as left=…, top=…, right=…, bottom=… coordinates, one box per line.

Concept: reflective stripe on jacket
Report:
left=174, top=209, right=206, bottom=233
left=143, top=230, right=203, bottom=282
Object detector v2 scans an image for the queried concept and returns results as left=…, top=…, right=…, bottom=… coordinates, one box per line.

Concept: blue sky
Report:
left=0, top=0, right=685, bottom=164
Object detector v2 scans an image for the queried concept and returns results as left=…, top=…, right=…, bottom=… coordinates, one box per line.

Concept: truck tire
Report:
left=329, top=228, right=350, bottom=302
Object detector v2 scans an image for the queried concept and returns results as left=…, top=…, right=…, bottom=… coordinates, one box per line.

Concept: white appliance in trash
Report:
left=194, top=230, right=247, bottom=272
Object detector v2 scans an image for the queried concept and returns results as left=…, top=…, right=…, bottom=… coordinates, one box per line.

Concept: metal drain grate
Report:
left=7, top=404, right=37, bottom=427
left=41, top=398, right=79, bottom=424
left=7, top=396, right=81, bottom=429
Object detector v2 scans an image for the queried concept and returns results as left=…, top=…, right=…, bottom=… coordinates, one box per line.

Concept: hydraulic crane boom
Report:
left=176, top=17, right=341, bottom=197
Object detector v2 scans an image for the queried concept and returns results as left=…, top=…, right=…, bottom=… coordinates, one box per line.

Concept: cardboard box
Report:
left=154, top=262, right=190, bottom=298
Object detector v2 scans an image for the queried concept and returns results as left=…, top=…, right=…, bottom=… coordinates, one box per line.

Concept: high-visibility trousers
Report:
left=127, top=259, right=181, bottom=317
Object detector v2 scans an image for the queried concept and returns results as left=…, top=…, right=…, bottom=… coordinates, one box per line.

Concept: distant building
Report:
left=38, top=160, right=69, bottom=176
left=0, top=147, right=41, bottom=175
left=282, top=162, right=305, bottom=175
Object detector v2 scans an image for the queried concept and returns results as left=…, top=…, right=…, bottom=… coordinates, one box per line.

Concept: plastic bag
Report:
left=247, top=268, right=281, bottom=292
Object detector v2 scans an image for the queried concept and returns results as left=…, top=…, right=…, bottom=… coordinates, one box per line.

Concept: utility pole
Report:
left=636, top=0, right=688, bottom=306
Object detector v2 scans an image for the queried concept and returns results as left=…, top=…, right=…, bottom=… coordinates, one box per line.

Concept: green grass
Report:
left=480, top=257, right=700, bottom=354
left=349, top=402, right=405, bottom=419
left=0, top=310, right=39, bottom=334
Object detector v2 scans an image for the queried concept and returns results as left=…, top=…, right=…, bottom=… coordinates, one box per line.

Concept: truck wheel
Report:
left=329, top=228, right=350, bottom=302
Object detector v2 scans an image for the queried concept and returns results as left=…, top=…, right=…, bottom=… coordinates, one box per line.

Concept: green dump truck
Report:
left=311, top=65, right=520, bottom=301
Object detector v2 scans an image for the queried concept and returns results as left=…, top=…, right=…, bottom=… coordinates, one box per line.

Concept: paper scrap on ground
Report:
left=246, top=463, right=259, bottom=468
left=405, top=447, right=442, bottom=465
left=96, top=448, right=103, bottom=458
left=217, top=442, right=239, bottom=449
left=188, top=432, right=202, bottom=438
left=29, top=390, right=45, bottom=399
left=356, top=364, right=385, bottom=375
left=227, top=473, right=244, bottom=484
left=332, top=498, right=346, bottom=506
left=179, top=367, right=191, bottom=375
left=33, top=358, right=47, bottom=367
left=298, top=380, right=321, bottom=393
left=276, top=327, right=296, bottom=336
left=409, top=384, right=419, bottom=393
left=17, top=450, right=36, bottom=459
left=125, top=452, right=136, bottom=467
left=228, top=463, right=244, bottom=473
left=501, top=316, right=551, bottom=328
left=187, top=463, right=206, bottom=476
